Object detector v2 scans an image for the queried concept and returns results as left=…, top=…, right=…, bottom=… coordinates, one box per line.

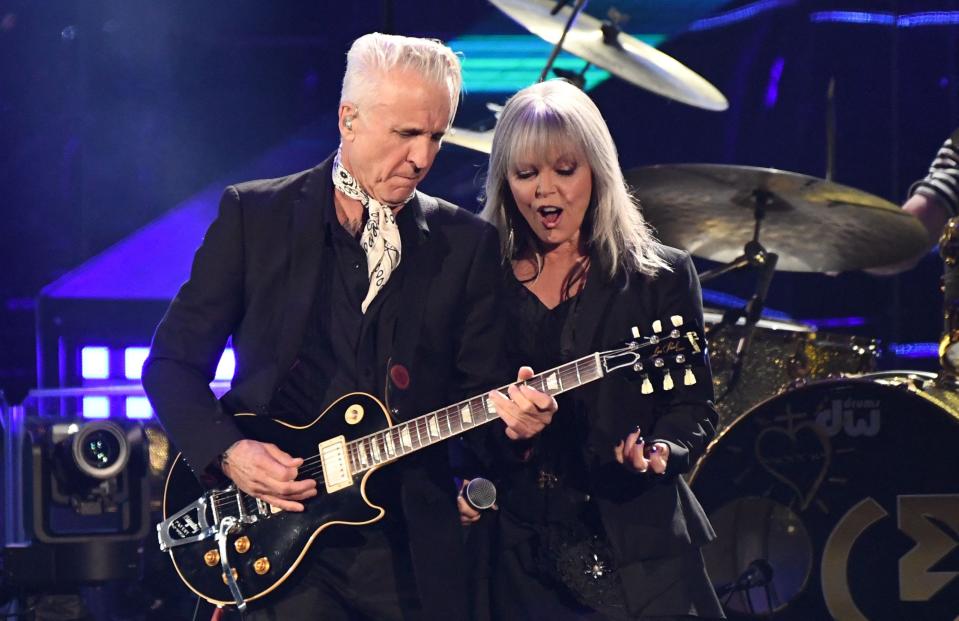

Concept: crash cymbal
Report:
left=625, top=164, right=929, bottom=272
left=489, top=0, right=728, bottom=111
left=445, top=127, right=495, bottom=154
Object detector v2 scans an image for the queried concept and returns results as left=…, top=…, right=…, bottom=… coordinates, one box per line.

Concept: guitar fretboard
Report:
left=345, top=353, right=604, bottom=474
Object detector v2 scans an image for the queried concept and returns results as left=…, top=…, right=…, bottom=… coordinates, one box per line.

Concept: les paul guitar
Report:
left=158, top=316, right=705, bottom=609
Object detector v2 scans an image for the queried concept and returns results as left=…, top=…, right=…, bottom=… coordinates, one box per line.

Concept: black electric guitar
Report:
left=158, top=317, right=705, bottom=609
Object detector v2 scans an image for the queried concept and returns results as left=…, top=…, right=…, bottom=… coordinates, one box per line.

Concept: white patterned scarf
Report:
left=331, top=150, right=411, bottom=313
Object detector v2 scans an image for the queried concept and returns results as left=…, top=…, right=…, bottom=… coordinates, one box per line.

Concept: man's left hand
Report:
left=489, top=366, right=557, bottom=440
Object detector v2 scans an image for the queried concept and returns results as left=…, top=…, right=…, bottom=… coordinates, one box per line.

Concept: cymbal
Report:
left=625, top=164, right=929, bottom=272
left=489, top=0, right=728, bottom=111
left=445, top=127, right=494, bottom=154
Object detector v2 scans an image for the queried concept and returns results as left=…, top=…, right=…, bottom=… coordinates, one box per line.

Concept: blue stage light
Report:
left=81, top=396, right=110, bottom=419
left=125, top=396, right=154, bottom=420
left=124, top=347, right=150, bottom=380
left=81, top=347, right=110, bottom=380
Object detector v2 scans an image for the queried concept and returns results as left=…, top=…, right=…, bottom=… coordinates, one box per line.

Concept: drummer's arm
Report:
left=868, top=129, right=959, bottom=276
left=867, top=193, right=951, bottom=275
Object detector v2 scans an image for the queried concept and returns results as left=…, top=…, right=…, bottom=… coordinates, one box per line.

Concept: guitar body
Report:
left=162, top=393, right=391, bottom=606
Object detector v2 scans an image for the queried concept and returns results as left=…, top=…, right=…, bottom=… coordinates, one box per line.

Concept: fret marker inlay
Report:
left=545, top=373, right=559, bottom=391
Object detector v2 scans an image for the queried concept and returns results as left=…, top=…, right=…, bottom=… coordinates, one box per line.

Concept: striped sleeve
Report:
left=910, top=128, right=959, bottom=217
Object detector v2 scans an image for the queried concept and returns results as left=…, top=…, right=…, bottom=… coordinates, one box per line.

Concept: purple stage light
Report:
left=889, top=342, right=938, bottom=358
left=764, top=57, right=785, bottom=108
left=810, top=11, right=959, bottom=27
left=81, top=347, right=110, bottom=380
left=689, top=0, right=795, bottom=31
left=803, top=316, right=867, bottom=329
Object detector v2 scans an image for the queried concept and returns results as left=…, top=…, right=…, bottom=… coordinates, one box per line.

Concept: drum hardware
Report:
left=535, top=0, right=587, bottom=83
left=698, top=188, right=780, bottom=404
left=937, top=217, right=959, bottom=383
left=715, top=558, right=778, bottom=614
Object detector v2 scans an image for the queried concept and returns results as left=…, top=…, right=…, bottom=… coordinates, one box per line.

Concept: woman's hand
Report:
left=490, top=366, right=558, bottom=440
left=456, top=479, right=497, bottom=525
left=613, top=427, right=670, bottom=475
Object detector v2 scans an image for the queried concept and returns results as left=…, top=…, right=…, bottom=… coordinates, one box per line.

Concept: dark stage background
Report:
left=1, top=1, right=958, bottom=619
left=2, top=0, right=958, bottom=402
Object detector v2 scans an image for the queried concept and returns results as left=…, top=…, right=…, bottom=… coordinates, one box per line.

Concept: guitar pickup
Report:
left=318, top=435, right=353, bottom=494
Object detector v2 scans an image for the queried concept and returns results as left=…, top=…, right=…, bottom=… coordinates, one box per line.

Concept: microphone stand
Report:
left=698, top=190, right=779, bottom=402
left=717, top=559, right=778, bottom=614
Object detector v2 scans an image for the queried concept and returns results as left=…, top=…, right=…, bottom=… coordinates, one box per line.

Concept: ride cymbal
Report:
left=625, top=164, right=929, bottom=272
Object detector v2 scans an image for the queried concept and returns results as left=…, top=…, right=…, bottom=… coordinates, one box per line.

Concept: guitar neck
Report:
left=345, top=353, right=605, bottom=475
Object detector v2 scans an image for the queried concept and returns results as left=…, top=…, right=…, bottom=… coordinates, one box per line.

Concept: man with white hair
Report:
left=144, top=33, right=556, bottom=619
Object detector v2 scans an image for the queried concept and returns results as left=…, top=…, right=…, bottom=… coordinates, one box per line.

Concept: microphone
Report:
left=463, top=477, right=497, bottom=511
left=716, top=559, right=774, bottom=597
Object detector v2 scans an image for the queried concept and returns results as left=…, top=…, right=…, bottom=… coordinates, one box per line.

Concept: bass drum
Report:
left=703, top=309, right=879, bottom=432
left=689, top=372, right=959, bottom=620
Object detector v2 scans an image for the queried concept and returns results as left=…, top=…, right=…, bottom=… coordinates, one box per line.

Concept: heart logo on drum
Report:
left=755, top=421, right=832, bottom=511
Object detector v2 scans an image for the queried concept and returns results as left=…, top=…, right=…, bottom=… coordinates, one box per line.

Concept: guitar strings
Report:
left=208, top=339, right=690, bottom=515
left=208, top=358, right=606, bottom=514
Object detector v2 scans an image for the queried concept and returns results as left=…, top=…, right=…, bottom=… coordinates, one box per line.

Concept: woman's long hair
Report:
left=481, top=79, right=669, bottom=280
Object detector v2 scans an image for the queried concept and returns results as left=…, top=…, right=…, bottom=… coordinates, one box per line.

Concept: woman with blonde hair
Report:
left=465, top=79, right=725, bottom=620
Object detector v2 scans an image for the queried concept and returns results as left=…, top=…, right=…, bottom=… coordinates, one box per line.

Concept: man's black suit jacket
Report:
left=143, top=154, right=506, bottom=619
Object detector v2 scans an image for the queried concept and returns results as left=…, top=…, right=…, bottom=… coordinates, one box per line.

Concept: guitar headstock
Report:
left=598, top=315, right=705, bottom=394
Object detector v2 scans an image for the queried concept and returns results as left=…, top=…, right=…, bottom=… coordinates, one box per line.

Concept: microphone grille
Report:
left=465, top=477, right=497, bottom=511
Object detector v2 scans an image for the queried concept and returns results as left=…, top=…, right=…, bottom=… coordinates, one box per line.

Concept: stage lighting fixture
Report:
left=1, top=417, right=152, bottom=587
left=47, top=421, right=137, bottom=517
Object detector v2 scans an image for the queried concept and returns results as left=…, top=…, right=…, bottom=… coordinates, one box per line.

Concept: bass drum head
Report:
left=690, top=373, right=959, bottom=620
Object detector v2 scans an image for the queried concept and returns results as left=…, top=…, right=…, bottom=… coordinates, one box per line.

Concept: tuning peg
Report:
left=641, top=375, right=653, bottom=394
left=684, top=367, right=697, bottom=386
left=652, top=320, right=663, bottom=334
left=631, top=326, right=641, bottom=338
left=662, top=369, right=674, bottom=391
left=670, top=315, right=683, bottom=327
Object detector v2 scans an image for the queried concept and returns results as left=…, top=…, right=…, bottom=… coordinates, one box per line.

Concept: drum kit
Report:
left=465, top=1, right=959, bottom=618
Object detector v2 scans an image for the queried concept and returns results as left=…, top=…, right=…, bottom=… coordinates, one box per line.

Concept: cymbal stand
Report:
left=548, top=6, right=628, bottom=89
left=698, top=190, right=779, bottom=401
left=538, top=0, right=589, bottom=83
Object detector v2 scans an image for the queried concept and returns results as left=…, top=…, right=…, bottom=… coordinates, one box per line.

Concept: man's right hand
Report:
left=220, top=440, right=317, bottom=512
